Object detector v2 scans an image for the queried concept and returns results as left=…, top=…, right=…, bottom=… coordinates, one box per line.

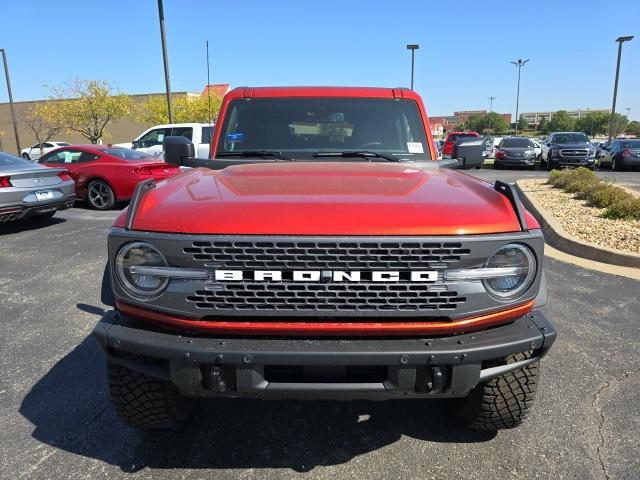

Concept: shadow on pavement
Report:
left=0, top=216, right=65, bottom=235
left=20, top=318, right=495, bottom=473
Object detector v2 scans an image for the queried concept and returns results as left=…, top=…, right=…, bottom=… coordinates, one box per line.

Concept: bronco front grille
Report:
left=184, top=240, right=471, bottom=269
left=187, top=283, right=466, bottom=313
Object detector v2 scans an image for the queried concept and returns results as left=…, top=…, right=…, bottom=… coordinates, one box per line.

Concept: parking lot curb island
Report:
left=515, top=180, right=640, bottom=269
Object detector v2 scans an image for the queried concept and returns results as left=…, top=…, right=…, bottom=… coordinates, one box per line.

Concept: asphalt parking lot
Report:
left=1, top=169, right=639, bottom=480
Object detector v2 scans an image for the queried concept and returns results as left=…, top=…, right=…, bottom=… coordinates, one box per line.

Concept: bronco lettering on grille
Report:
left=213, top=270, right=438, bottom=282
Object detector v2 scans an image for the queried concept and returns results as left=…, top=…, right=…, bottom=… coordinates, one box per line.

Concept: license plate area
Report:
left=35, top=190, right=54, bottom=201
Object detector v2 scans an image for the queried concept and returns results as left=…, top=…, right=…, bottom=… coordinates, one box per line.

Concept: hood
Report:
left=129, top=162, right=530, bottom=235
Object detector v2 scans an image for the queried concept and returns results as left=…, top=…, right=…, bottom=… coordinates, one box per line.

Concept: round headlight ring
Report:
left=483, top=243, right=536, bottom=299
left=115, top=241, right=169, bottom=299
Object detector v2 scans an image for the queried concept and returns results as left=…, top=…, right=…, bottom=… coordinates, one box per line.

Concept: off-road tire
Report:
left=451, top=352, right=540, bottom=431
left=107, top=359, right=193, bottom=429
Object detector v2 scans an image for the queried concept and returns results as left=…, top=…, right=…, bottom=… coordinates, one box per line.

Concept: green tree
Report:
left=43, top=79, right=133, bottom=143
left=575, top=112, right=609, bottom=136
left=517, top=116, right=528, bottom=133
left=481, top=112, right=508, bottom=134
left=626, top=120, right=640, bottom=136
left=608, top=113, right=628, bottom=137
left=538, top=116, right=548, bottom=134
left=139, top=94, right=222, bottom=125
left=21, top=104, right=62, bottom=157
left=547, top=110, right=575, bottom=132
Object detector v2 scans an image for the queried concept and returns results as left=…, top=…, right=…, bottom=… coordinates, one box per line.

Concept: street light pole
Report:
left=608, top=36, right=633, bottom=141
left=0, top=49, right=21, bottom=153
left=511, top=58, right=529, bottom=135
left=157, top=0, right=173, bottom=123
left=488, top=96, right=497, bottom=131
left=406, top=44, right=419, bottom=90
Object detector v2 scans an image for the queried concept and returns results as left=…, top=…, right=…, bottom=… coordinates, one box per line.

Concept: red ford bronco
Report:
left=95, top=87, right=555, bottom=431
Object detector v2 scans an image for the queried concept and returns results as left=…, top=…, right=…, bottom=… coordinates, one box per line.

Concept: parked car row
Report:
left=595, top=139, right=640, bottom=170
left=0, top=145, right=182, bottom=223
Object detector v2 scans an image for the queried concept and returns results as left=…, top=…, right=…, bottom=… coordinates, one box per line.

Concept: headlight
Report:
left=525, top=150, right=534, bottom=156
left=115, top=242, right=169, bottom=298
left=483, top=244, right=536, bottom=299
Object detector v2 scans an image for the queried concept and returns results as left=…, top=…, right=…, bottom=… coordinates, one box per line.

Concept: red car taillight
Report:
left=0, top=176, right=11, bottom=188
left=495, top=150, right=506, bottom=159
left=58, top=172, right=72, bottom=181
left=622, top=148, right=631, bottom=157
left=134, top=165, right=178, bottom=176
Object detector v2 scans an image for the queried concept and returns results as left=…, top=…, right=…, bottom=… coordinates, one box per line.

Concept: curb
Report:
left=515, top=180, right=640, bottom=269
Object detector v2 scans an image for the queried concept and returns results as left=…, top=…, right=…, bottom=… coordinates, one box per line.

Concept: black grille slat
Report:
left=187, top=284, right=466, bottom=313
left=184, top=240, right=470, bottom=270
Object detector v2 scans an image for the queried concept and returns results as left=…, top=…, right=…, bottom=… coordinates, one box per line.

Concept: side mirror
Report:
left=131, top=140, right=139, bottom=149
left=163, top=135, right=195, bottom=166
left=452, top=138, right=485, bottom=169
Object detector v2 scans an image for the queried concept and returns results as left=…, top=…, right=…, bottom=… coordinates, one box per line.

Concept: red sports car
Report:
left=38, top=145, right=181, bottom=209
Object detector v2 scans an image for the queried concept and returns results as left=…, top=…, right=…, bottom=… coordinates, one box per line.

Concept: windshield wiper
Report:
left=217, top=150, right=294, bottom=161
left=312, top=151, right=401, bottom=162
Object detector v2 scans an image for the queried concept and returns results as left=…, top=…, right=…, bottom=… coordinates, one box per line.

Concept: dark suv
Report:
left=541, top=132, right=596, bottom=170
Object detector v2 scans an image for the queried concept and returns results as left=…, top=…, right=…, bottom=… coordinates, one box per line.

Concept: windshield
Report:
left=217, top=98, right=432, bottom=160
left=553, top=133, right=589, bottom=144
left=501, top=138, right=532, bottom=148
left=103, top=147, right=153, bottom=161
left=0, top=151, right=29, bottom=167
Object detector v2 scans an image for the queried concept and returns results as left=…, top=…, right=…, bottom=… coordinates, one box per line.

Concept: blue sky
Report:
left=1, top=0, right=638, bottom=119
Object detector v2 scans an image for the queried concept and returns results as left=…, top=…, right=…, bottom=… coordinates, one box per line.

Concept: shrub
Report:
left=603, top=196, right=640, bottom=220
left=583, top=183, right=628, bottom=209
left=546, top=168, right=640, bottom=220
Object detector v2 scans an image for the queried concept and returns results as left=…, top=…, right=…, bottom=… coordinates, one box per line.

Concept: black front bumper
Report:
left=93, top=310, right=556, bottom=400
left=550, top=157, right=595, bottom=167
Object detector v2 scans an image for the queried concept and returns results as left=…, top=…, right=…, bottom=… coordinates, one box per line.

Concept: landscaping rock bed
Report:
left=519, top=179, right=640, bottom=254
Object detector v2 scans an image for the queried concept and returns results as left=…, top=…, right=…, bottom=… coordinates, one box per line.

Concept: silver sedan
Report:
left=0, top=151, right=75, bottom=223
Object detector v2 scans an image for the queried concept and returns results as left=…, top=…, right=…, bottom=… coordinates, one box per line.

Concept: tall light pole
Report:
left=157, top=0, right=173, bottom=123
left=608, top=36, right=633, bottom=141
left=511, top=58, right=529, bottom=135
left=0, top=49, right=21, bottom=153
left=406, top=44, right=419, bottom=90
left=488, top=96, right=497, bottom=131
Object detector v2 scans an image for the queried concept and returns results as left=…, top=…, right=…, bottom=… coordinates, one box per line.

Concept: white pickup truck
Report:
left=115, top=123, right=214, bottom=158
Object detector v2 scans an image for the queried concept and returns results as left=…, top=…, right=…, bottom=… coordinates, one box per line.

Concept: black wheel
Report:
left=86, top=179, right=115, bottom=210
left=450, top=352, right=540, bottom=431
left=546, top=158, right=555, bottom=171
left=494, top=163, right=501, bottom=170
left=107, top=359, right=193, bottom=429
left=612, top=156, right=623, bottom=171
left=22, top=153, right=31, bottom=161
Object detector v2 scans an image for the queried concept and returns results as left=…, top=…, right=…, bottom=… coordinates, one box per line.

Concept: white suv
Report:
left=21, top=141, right=70, bottom=161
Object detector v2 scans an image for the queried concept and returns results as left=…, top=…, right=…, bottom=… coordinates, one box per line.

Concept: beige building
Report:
left=0, top=84, right=231, bottom=155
